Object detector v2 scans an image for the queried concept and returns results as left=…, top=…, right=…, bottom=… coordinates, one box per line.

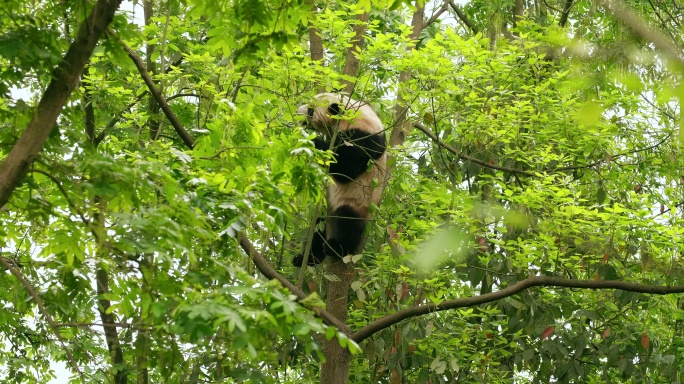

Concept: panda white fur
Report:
left=292, top=93, right=387, bottom=266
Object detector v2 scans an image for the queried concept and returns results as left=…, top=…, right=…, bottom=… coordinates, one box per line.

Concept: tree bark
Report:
left=390, top=4, right=424, bottom=148
left=144, top=0, right=162, bottom=140
left=320, top=259, right=354, bottom=384
left=97, top=267, right=128, bottom=384
left=87, top=95, right=127, bottom=383
left=307, top=1, right=324, bottom=63
left=0, top=0, right=123, bottom=209
left=341, top=12, right=370, bottom=93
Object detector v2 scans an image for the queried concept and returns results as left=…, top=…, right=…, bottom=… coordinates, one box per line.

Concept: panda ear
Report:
left=328, top=103, right=341, bottom=115
left=307, top=107, right=315, bottom=117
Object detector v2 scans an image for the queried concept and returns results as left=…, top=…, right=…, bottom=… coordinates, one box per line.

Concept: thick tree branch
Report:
left=237, top=233, right=351, bottom=334
left=0, top=0, right=123, bottom=209
left=558, top=0, right=574, bottom=27
left=0, top=257, right=85, bottom=381
left=448, top=0, right=478, bottom=34
left=352, top=276, right=684, bottom=343
left=342, top=11, right=370, bottom=93
left=390, top=4, right=425, bottom=148
left=96, top=266, right=127, bottom=384
left=413, top=122, right=537, bottom=176
left=92, top=195, right=127, bottom=383
left=512, top=0, right=524, bottom=29
left=424, top=1, right=449, bottom=29
left=307, top=1, right=324, bottom=63
left=598, top=0, right=684, bottom=68
left=108, top=29, right=196, bottom=149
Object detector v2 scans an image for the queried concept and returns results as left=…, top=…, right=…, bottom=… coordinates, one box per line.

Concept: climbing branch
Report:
left=351, top=276, right=684, bottom=343
left=413, top=122, right=537, bottom=176
left=237, top=233, right=351, bottom=334
left=307, top=0, right=324, bottom=64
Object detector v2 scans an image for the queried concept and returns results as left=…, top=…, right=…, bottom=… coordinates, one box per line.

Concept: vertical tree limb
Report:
left=307, top=1, right=326, bottom=94
left=96, top=266, right=128, bottom=384
left=85, top=90, right=128, bottom=384
left=390, top=3, right=425, bottom=147
left=558, top=0, right=574, bottom=27
left=307, top=1, right=324, bottom=63
left=320, top=259, right=355, bottom=384
left=512, top=0, right=524, bottom=30
left=320, top=10, right=377, bottom=380
left=144, top=0, right=162, bottom=140
left=135, top=255, right=153, bottom=384
left=0, top=0, right=123, bottom=209
left=94, top=194, right=128, bottom=384
left=341, top=11, right=370, bottom=93
left=319, top=4, right=427, bottom=383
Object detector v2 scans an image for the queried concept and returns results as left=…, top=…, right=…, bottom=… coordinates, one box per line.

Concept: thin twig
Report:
left=598, top=0, right=684, bottom=68
left=0, top=257, right=85, bottom=381
left=554, top=133, right=672, bottom=172
left=413, top=122, right=536, bottom=176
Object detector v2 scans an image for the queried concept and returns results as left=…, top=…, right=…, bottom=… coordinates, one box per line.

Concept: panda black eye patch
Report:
left=327, top=103, right=341, bottom=115
left=307, top=107, right=315, bottom=117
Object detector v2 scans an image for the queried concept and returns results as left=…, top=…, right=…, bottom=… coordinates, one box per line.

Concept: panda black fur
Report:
left=292, top=93, right=387, bottom=266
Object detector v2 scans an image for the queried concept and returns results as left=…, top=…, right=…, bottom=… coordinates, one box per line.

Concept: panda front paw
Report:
left=324, top=239, right=346, bottom=259
left=292, top=254, right=305, bottom=267
left=313, top=137, right=329, bottom=151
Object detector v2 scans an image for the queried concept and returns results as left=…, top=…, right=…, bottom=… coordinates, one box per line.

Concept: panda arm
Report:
left=329, top=129, right=386, bottom=183
left=312, top=136, right=329, bottom=151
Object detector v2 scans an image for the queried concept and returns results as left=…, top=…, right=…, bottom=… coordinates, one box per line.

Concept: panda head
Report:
left=296, top=93, right=382, bottom=137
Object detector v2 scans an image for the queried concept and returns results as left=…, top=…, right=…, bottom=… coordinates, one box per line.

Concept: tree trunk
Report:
left=0, top=0, right=123, bottom=209
left=320, top=259, right=355, bottom=384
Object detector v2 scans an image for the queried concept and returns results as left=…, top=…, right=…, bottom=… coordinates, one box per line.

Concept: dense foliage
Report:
left=1, top=0, right=683, bottom=382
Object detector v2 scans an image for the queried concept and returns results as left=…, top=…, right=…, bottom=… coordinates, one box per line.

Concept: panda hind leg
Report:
left=325, top=205, right=366, bottom=259
left=292, top=219, right=327, bottom=267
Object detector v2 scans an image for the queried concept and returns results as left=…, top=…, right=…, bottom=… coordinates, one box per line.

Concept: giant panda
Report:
left=292, top=93, right=387, bottom=266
